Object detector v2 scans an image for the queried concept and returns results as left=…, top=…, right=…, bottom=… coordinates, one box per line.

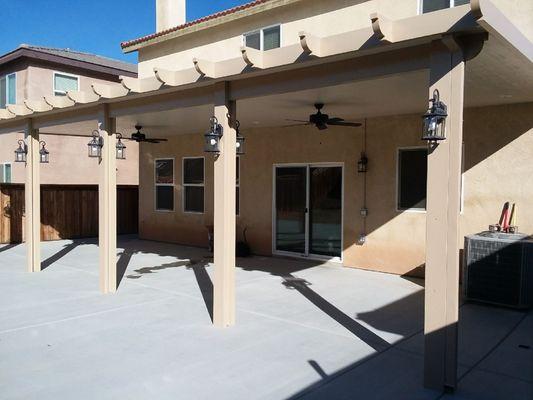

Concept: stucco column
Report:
left=424, top=40, right=465, bottom=391
left=213, top=82, right=237, bottom=328
left=98, top=106, right=118, bottom=293
left=25, top=119, right=41, bottom=273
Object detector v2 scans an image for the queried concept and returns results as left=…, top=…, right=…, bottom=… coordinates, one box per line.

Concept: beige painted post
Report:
left=213, top=82, right=237, bottom=328
left=25, top=120, right=41, bottom=273
left=98, top=106, right=118, bottom=293
left=424, top=40, right=465, bottom=391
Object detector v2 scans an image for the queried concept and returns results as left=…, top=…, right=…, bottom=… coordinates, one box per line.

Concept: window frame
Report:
left=396, top=146, right=429, bottom=213
left=418, top=0, right=468, bottom=14
left=1, top=73, right=17, bottom=108
left=182, top=156, right=205, bottom=215
left=242, top=23, right=282, bottom=51
left=154, top=158, right=175, bottom=212
left=0, top=162, right=12, bottom=183
left=53, top=71, right=80, bottom=96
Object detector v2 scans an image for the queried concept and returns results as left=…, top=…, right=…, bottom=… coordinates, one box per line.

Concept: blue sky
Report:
left=1, top=0, right=250, bottom=63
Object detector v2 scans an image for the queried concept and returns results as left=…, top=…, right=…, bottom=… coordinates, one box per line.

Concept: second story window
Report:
left=421, top=0, right=470, bottom=14
left=244, top=25, right=281, bottom=51
left=0, top=73, right=16, bottom=108
left=53, top=72, right=79, bottom=96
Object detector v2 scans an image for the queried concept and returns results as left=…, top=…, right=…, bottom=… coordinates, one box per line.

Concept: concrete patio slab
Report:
left=0, top=238, right=531, bottom=400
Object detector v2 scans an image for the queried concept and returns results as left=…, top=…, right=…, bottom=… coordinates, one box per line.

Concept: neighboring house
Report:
left=0, top=0, right=531, bottom=391
left=0, top=45, right=139, bottom=185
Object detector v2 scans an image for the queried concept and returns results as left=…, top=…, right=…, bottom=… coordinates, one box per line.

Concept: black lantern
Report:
left=358, top=152, right=368, bottom=173
left=235, top=120, right=245, bottom=155
left=116, top=133, right=126, bottom=160
left=14, top=140, right=27, bottom=163
left=422, top=89, right=447, bottom=142
left=88, top=130, right=103, bottom=158
left=39, top=141, right=49, bottom=163
left=204, top=116, right=223, bottom=153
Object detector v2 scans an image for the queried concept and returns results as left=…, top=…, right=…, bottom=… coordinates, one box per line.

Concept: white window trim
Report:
left=418, top=0, right=463, bottom=14
left=396, top=145, right=465, bottom=213
left=396, top=146, right=428, bottom=213
left=242, top=23, right=282, bottom=51
left=0, top=162, right=12, bottom=183
left=182, top=157, right=205, bottom=215
left=154, top=158, right=175, bottom=212
left=53, top=71, right=80, bottom=96
left=1, top=73, right=17, bottom=106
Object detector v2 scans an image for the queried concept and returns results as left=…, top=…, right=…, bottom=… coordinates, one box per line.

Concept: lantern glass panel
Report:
left=14, top=142, right=27, bottom=163
left=116, top=140, right=126, bottom=160
left=236, top=136, right=245, bottom=155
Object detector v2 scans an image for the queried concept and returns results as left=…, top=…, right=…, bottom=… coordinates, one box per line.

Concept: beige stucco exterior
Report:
left=138, top=102, right=533, bottom=276
left=0, top=59, right=139, bottom=185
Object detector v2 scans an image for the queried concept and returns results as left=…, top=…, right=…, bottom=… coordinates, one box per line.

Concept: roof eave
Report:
left=121, top=0, right=304, bottom=53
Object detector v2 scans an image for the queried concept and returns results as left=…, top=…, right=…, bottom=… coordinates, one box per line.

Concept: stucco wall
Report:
left=138, top=102, right=533, bottom=276
left=137, top=0, right=419, bottom=78
left=0, top=131, right=139, bottom=185
left=0, top=62, right=139, bottom=185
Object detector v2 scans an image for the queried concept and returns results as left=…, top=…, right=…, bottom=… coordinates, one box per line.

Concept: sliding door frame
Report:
left=272, top=162, right=344, bottom=263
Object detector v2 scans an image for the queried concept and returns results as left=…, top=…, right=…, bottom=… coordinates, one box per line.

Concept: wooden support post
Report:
left=98, top=106, right=118, bottom=293
left=213, top=82, right=236, bottom=328
left=25, top=120, right=41, bottom=273
left=424, top=39, right=465, bottom=391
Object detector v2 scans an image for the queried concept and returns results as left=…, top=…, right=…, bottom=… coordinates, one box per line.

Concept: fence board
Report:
left=0, top=184, right=138, bottom=243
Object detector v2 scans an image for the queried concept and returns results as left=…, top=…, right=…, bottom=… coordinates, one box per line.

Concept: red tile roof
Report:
left=121, top=0, right=274, bottom=49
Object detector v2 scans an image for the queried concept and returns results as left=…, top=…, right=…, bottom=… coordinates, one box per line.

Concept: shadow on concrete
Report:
left=283, top=274, right=391, bottom=352
left=189, top=262, right=214, bottom=322
left=0, top=243, right=19, bottom=253
left=41, top=241, right=86, bottom=270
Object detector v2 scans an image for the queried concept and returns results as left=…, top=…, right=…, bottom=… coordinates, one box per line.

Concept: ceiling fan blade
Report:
left=285, top=119, right=311, bottom=123
left=280, top=123, right=310, bottom=128
left=327, top=121, right=362, bottom=128
left=144, top=138, right=168, bottom=143
left=327, top=117, right=345, bottom=123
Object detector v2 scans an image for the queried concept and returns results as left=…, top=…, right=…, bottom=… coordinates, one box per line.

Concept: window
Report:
left=397, top=148, right=428, bottom=211
left=236, top=156, right=240, bottom=215
left=53, top=72, right=79, bottom=96
left=244, top=25, right=281, bottom=51
left=183, top=157, right=204, bottom=213
left=155, top=159, right=174, bottom=211
left=0, top=73, right=16, bottom=108
left=421, top=0, right=470, bottom=14
left=0, top=163, right=12, bottom=183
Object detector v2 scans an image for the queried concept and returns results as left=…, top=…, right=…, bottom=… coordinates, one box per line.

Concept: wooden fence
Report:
left=0, top=184, right=138, bottom=244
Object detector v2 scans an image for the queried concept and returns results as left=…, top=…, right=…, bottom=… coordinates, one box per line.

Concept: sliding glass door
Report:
left=274, top=165, right=343, bottom=260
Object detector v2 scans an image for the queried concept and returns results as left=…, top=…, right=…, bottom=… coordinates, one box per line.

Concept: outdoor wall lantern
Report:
left=422, top=89, right=448, bottom=142
left=88, top=130, right=103, bottom=158
left=204, top=116, right=223, bottom=153
left=116, top=133, right=126, bottom=160
left=39, top=141, right=49, bottom=163
left=357, top=152, right=368, bottom=173
left=14, top=140, right=27, bottom=163
left=235, top=120, right=245, bottom=156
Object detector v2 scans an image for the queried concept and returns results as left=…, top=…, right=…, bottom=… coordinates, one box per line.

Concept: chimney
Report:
left=156, top=0, right=186, bottom=32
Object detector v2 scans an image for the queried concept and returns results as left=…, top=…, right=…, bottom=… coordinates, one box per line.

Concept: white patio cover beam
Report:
left=213, top=82, right=236, bottom=328
left=44, top=95, right=75, bottom=109
left=67, top=90, right=100, bottom=104
left=120, top=76, right=163, bottom=93
left=98, top=106, right=118, bottom=294
left=25, top=119, right=41, bottom=273
left=471, top=0, right=533, bottom=62
left=7, top=104, right=33, bottom=117
left=0, top=109, right=15, bottom=120
left=424, top=38, right=465, bottom=392
left=92, top=83, right=130, bottom=99
left=24, top=100, right=53, bottom=113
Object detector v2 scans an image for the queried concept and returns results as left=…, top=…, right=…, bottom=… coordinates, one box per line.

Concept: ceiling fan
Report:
left=286, top=103, right=362, bottom=130
left=130, top=125, right=168, bottom=143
